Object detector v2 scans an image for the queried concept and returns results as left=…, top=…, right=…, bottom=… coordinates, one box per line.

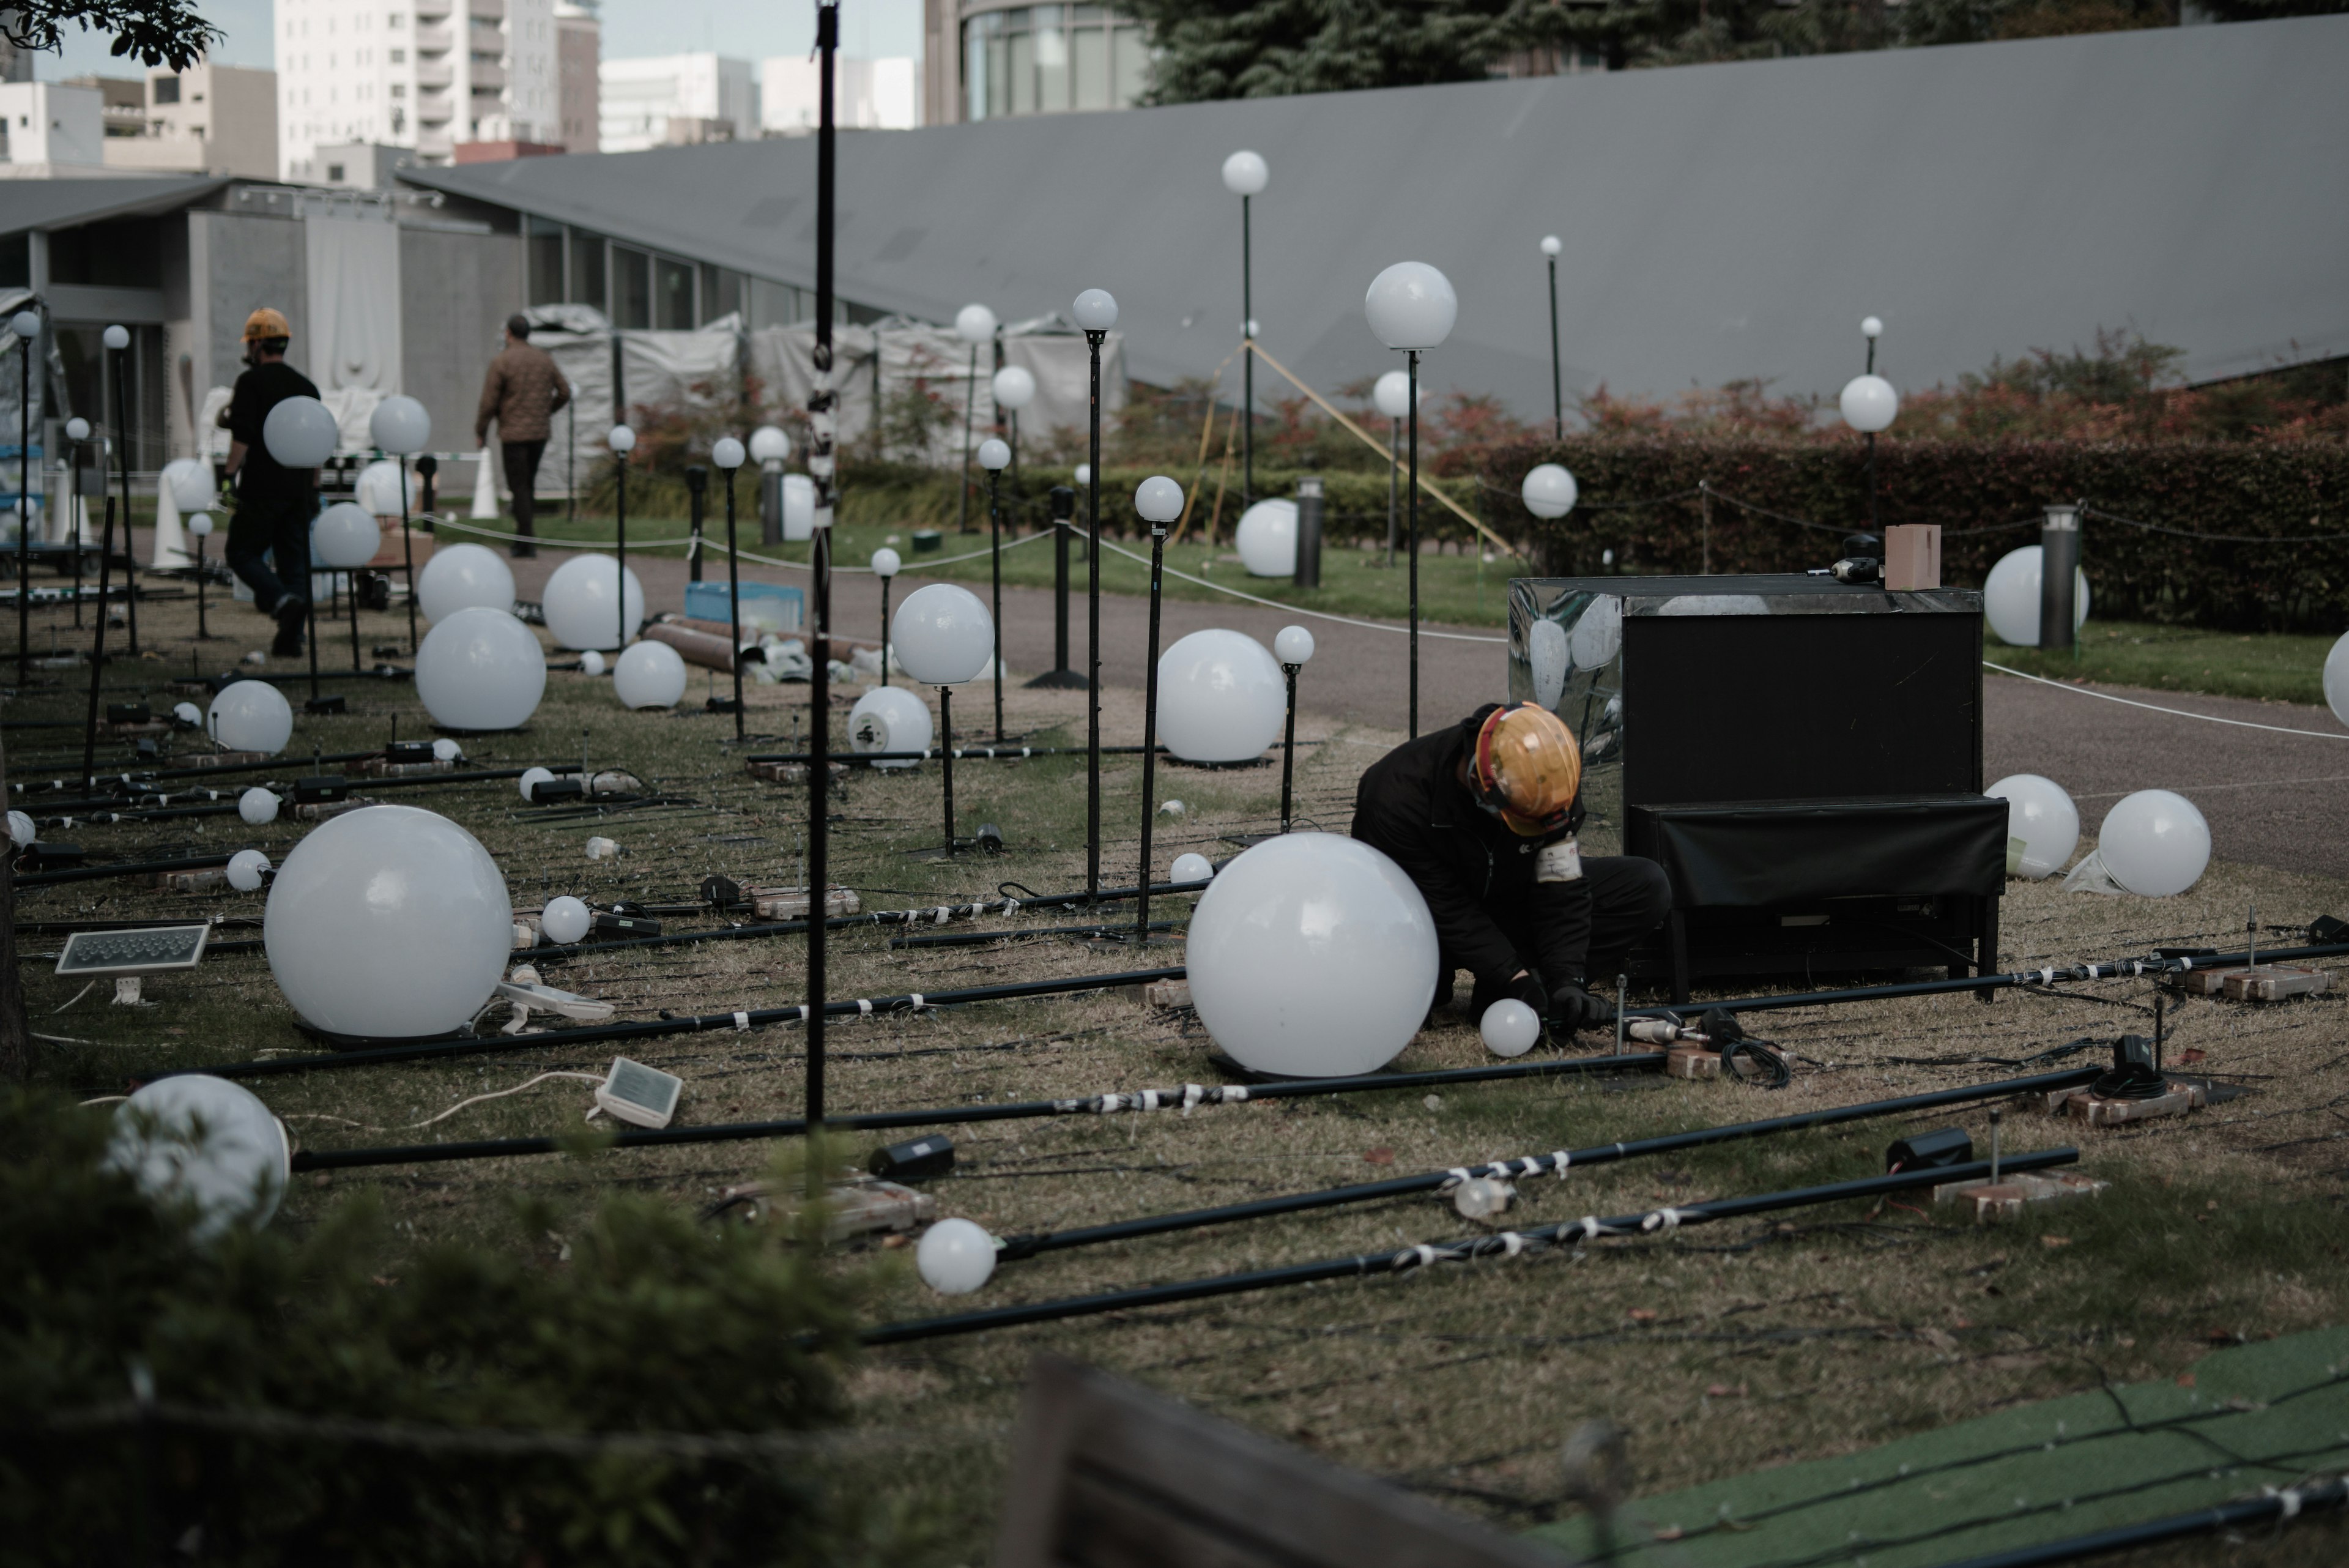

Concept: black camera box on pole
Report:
left=1509, top=574, right=2004, bottom=1000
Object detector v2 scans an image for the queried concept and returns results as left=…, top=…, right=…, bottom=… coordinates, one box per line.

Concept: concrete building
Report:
left=921, top=0, right=1148, bottom=126
left=598, top=54, right=757, bottom=153
left=97, top=61, right=280, bottom=179
left=761, top=55, right=918, bottom=135
left=0, top=80, right=107, bottom=175
left=277, top=0, right=559, bottom=179
left=554, top=2, right=598, bottom=155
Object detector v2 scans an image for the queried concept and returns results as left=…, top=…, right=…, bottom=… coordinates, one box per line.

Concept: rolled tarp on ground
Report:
left=642, top=621, right=743, bottom=672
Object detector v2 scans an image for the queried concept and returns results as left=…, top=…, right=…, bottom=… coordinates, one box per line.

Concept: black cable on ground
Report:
left=1910, top=1475, right=2347, bottom=1568
left=18, top=849, right=251, bottom=888
left=858, top=1148, right=2080, bottom=1346
left=889, top=920, right=1182, bottom=949
left=286, top=1051, right=1672, bottom=1172
left=10, top=748, right=385, bottom=793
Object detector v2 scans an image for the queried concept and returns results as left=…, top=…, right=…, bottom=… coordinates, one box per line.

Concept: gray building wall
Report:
left=185, top=206, right=306, bottom=420
left=400, top=223, right=523, bottom=462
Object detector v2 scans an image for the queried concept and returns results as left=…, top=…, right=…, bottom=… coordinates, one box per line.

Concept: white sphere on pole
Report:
left=1861, top=315, right=1885, bottom=340
left=1540, top=234, right=1562, bottom=258
left=1234, top=498, right=1297, bottom=577
left=263, top=804, right=513, bottom=1039
left=207, top=680, right=293, bottom=754
left=312, top=500, right=380, bottom=570
left=1372, top=370, right=1413, bottom=420
left=238, top=787, right=280, bottom=825
left=540, top=895, right=592, bottom=945
left=1072, top=289, right=1119, bottom=332
left=354, top=459, right=410, bottom=515
left=782, top=474, right=817, bottom=540
left=1134, top=475, right=1183, bottom=524
left=891, top=583, right=994, bottom=686
left=417, top=541, right=517, bottom=622
left=954, top=303, right=998, bottom=344
left=162, top=455, right=213, bottom=511
left=2097, top=790, right=2211, bottom=897
left=748, top=425, right=790, bottom=464
left=916, top=1217, right=998, bottom=1294
left=9, top=311, right=37, bottom=340
left=415, top=607, right=548, bottom=730
left=613, top=639, right=689, bottom=708
left=1074, top=463, right=1092, bottom=489
left=2326, top=630, right=2349, bottom=731
left=64, top=417, right=89, bottom=443
left=1839, top=374, right=1899, bottom=434
left=1364, top=261, right=1457, bottom=351
left=992, top=365, right=1036, bottom=412
left=1220, top=149, right=1269, bottom=196
left=607, top=423, right=637, bottom=454
left=540, top=554, right=645, bottom=650
left=1170, top=852, right=1215, bottom=885
left=977, top=438, right=1011, bottom=472
left=103, top=323, right=130, bottom=351
left=1981, top=547, right=2090, bottom=647
left=1273, top=625, right=1315, bottom=666
left=870, top=546, right=902, bottom=579
left=226, top=848, right=272, bottom=893
left=712, top=436, right=746, bottom=470
left=1987, top=773, right=2080, bottom=880
left=261, top=396, right=338, bottom=467
left=1187, top=833, right=1439, bottom=1077
left=1521, top=463, right=1578, bottom=520
left=848, top=685, right=933, bottom=767
left=369, top=393, right=432, bottom=455
left=1156, top=629, right=1286, bottom=763
left=188, top=513, right=213, bottom=538
left=106, top=1075, right=289, bottom=1238
left=1481, top=998, right=1542, bottom=1058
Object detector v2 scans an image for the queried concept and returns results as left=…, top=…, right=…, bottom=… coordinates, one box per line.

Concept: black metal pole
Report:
left=1241, top=192, right=1253, bottom=507
left=878, top=572, right=890, bottom=683
left=1280, top=663, right=1298, bottom=831
left=685, top=462, right=705, bottom=583
left=1406, top=349, right=1420, bottom=738
left=80, top=489, right=116, bottom=794
left=1136, top=522, right=1165, bottom=935
left=1866, top=429, right=1879, bottom=534
left=396, top=455, right=418, bottom=653
left=191, top=529, right=208, bottom=640
left=17, top=321, right=31, bottom=686
left=69, top=437, right=84, bottom=628
left=987, top=464, right=1003, bottom=740
left=346, top=559, right=362, bottom=671
left=807, top=0, right=840, bottom=1133
left=110, top=343, right=138, bottom=658
left=1547, top=254, right=1563, bottom=442
left=614, top=448, right=628, bottom=651
left=1085, top=329, right=1104, bottom=905
left=938, top=684, right=956, bottom=855
left=723, top=466, right=743, bottom=738
left=305, top=529, right=324, bottom=708
left=1384, top=416, right=1398, bottom=568
left=957, top=343, right=976, bottom=533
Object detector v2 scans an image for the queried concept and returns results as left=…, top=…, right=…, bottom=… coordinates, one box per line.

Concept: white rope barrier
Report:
left=1983, top=660, right=2349, bottom=741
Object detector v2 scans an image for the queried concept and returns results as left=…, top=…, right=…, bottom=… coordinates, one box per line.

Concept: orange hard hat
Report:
left=242, top=307, right=292, bottom=342
left=1471, top=702, right=1582, bottom=837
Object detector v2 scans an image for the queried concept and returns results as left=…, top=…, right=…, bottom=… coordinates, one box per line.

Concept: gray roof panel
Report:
left=1, top=176, right=231, bottom=236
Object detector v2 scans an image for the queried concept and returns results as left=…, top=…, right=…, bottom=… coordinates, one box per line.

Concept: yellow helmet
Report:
left=242, top=307, right=292, bottom=343
left=1470, top=702, right=1582, bottom=837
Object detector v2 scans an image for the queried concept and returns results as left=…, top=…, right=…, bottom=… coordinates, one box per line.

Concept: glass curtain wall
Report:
left=519, top=220, right=836, bottom=329
left=966, top=5, right=1149, bottom=121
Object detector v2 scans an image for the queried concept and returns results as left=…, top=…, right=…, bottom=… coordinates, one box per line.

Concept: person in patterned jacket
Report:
left=473, top=314, right=572, bottom=558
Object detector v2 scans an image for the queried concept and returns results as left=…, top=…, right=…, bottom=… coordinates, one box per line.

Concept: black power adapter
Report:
left=869, top=1135, right=954, bottom=1183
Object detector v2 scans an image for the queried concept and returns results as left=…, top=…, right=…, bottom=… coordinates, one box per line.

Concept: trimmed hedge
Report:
left=1474, top=439, right=2349, bottom=633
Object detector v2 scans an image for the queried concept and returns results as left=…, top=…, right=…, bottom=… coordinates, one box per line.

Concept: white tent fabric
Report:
left=303, top=217, right=403, bottom=398
left=620, top=313, right=744, bottom=417
left=525, top=305, right=616, bottom=497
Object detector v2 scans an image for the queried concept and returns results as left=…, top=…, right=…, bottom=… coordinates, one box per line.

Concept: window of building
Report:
left=152, top=76, right=180, bottom=104
left=966, top=5, right=1148, bottom=121
left=327, top=162, right=345, bottom=180
left=653, top=256, right=694, bottom=330
left=390, top=48, right=405, bottom=61
left=526, top=215, right=564, bottom=307
left=699, top=262, right=741, bottom=326
left=46, top=217, right=163, bottom=289
left=612, top=245, right=651, bottom=329
left=568, top=232, right=605, bottom=312
left=0, top=231, right=28, bottom=289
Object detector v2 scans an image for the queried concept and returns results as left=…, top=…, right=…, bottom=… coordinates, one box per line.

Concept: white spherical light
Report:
left=1187, top=833, right=1439, bottom=1077
left=870, top=546, right=901, bottom=579
left=103, top=322, right=130, bottom=351
left=226, top=848, right=272, bottom=892
left=1861, top=314, right=1885, bottom=340
left=1156, top=629, right=1286, bottom=763
left=207, top=680, right=293, bottom=754
left=748, top=425, right=790, bottom=464
left=541, top=894, right=592, bottom=945
left=7, top=809, right=34, bottom=846
left=613, top=639, right=688, bottom=709
left=1839, top=374, right=1899, bottom=434
left=369, top=393, right=431, bottom=455
left=1234, top=499, right=1297, bottom=578
left=1481, top=998, right=1542, bottom=1058
left=1540, top=234, right=1562, bottom=258
left=312, top=500, right=380, bottom=570
left=1372, top=370, right=1412, bottom=420
left=416, top=541, right=516, bottom=622
left=891, top=582, right=993, bottom=686
left=161, top=456, right=214, bottom=512
left=8, top=311, right=37, bottom=340
left=354, top=459, right=410, bottom=515
left=2322, top=631, right=2349, bottom=731
left=432, top=738, right=462, bottom=762
left=518, top=765, right=555, bottom=801
left=66, top=417, right=90, bottom=442
left=1364, top=261, right=1457, bottom=351
left=954, top=302, right=998, bottom=344
left=712, top=436, right=746, bottom=470
left=2097, top=790, right=2211, bottom=897
left=579, top=649, right=607, bottom=677
left=188, top=513, right=214, bottom=538
left=262, top=395, right=338, bottom=468
left=916, top=1217, right=998, bottom=1295
left=1521, top=463, right=1578, bottom=520
left=1982, top=546, right=2090, bottom=648
left=1220, top=149, right=1269, bottom=196
left=1075, top=463, right=1093, bottom=488
left=263, top=804, right=513, bottom=1039
left=107, top=1075, right=289, bottom=1238
left=1528, top=618, right=1570, bottom=710
left=1072, top=288, right=1119, bottom=332
left=848, top=685, right=933, bottom=767
left=607, top=423, right=637, bottom=454
left=1170, top=851, right=1214, bottom=884
left=541, top=554, right=645, bottom=650
left=976, top=438, right=1011, bottom=472
left=782, top=474, right=817, bottom=541
left=415, top=607, right=548, bottom=730
left=1274, top=625, right=1315, bottom=666
left=992, top=365, right=1036, bottom=412
left=1134, top=475, right=1183, bottom=525
left=238, top=787, right=280, bottom=825
left=1987, top=773, right=2080, bottom=881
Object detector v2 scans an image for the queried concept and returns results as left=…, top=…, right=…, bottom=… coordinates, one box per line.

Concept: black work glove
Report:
left=1549, top=980, right=1616, bottom=1036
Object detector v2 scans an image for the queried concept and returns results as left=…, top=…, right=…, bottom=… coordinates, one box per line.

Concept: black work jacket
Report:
left=1349, top=704, right=1592, bottom=989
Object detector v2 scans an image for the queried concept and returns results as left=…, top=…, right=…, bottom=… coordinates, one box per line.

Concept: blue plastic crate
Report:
left=685, top=579, right=803, bottom=632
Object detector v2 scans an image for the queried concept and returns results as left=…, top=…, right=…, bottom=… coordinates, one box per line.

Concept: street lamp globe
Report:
left=1134, top=475, right=1183, bottom=525
left=1540, top=235, right=1562, bottom=258
left=1364, top=262, right=1457, bottom=351
left=1221, top=149, right=1268, bottom=196
left=992, top=365, right=1036, bottom=411
left=954, top=303, right=997, bottom=344
left=711, top=437, right=745, bottom=469
left=1521, top=463, right=1578, bottom=520
left=1372, top=370, right=1412, bottom=420
left=1840, top=375, right=1899, bottom=434
left=1861, top=315, right=1885, bottom=340
left=1072, top=289, right=1118, bottom=332
left=977, top=438, right=1012, bottom=472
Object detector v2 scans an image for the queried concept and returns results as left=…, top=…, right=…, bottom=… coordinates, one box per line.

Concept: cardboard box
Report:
left=1882, top=524, right=1942, bottom=590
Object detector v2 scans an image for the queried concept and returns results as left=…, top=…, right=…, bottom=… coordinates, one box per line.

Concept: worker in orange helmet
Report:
left=218, top=307, right=322, bottom=657
left=1353, top=702, right=1670, bottom=1044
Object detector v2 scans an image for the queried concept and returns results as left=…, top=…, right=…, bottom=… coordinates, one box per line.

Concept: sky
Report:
left=34, top=0, right=923, bottom=80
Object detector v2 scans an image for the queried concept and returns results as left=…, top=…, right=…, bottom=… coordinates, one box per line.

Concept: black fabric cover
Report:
left=1631, top=793, right=2008, bottom=908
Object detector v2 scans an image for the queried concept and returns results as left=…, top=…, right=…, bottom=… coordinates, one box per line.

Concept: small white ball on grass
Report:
left=518, top=767, right=555, bottom=802
left=541, top=896, right=592, bottom=945
left=916, top=1217, right=998, bottom=1295
left=1170, top=852, right=1214, bottom=884
left=1480, top=998, right=1542, bottom=1058
left=239, top=788, right=279, bottom=825
left=227, top=849, right=272, bottom=893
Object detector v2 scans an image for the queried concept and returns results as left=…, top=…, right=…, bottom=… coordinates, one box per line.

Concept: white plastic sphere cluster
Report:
left=415, top=542, right=516, bottom=622
left=312, top=501, right=380, bottom=570
left=208, top=680, right=293, bottom=754
left=415, top=607, right=547, bottom=730
left=1156, top=629, right=1286, bottom=763
left=614, top=639, right=688, bottom=708
left=541, top=554, right=645, bottom=650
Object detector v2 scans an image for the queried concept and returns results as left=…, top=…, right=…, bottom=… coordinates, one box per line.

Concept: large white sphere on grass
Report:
left=2097, top=790, right=2210, bottom=897
left=417, top=542, right=516, bottom=622
left=613, top=639, right=689, bottom=709
left=264, top=804, right=512, bottom=1039
left=107, top=1075, right=289, bottom=1238
left=1234, top=499, right=1297, bottom=578
left=916, top=1217, right=998, bottom=1295
left=1983, top=546, right=2090, bottom=647
left=238, top=787, right=279, bottom=825
left=848, top=686, right=933, bottom=767
left=311, top=501, right=380, bottom=570
left=1187, top=833, right=1439, bottom=1077
left=2325, top=631, right=2349, bottom=730
left=261, top=395, right=338, bottom=467
left=415, top=607, right=547, bottom=730
left=891, top=583, right=993, bottom=686
left=541, top=554, right=645, bottom=650
left=1987, top=773, right=2079, bottom=880
left=1157, top=630, right=1285, bottom=763
left=207, top=680, right=292, bottom=754
left=161, top=457, right=214, bottom=513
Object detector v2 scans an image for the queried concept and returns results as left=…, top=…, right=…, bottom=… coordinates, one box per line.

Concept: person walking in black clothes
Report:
left=475, top=313, right=572, bottom=559
left=220, top=307, right=321, bottom=656
left=1352, top=701, right=1672, bottom=1044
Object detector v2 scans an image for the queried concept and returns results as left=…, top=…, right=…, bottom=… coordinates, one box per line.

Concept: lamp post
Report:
left=368, top=393, right=431, bottom=655
left=1373, top=371, right=1409, bottom=569
left=749, top=425, right=790, bottom=548
left=891, top=582, right=993, bottom=858
left=1132, top=472, right=1184, bottom=937
left=1274, top=624, right=1314, bottom=832
left=805, top=0, right=843, bottom=1140
left=262, top=393, right=341, bottom=713
left=64, top=417, right=89, bottom=628
left=991, top=363, right=1034, bottom=511
left=103, top=324, right=138, bottom=657
left=870, top=546, right=900, bottom=683
left=1076, top=286, right=1117, bottom=905
left=976, top=435, right=1011, bottom=739
left=188, top=511, right=214, bottom=640
left=1222, top=150, right=1267, bottom=506
left=1364, top=262, right=1457, bottom=739
left=1839, top=316, right=1896, bottom=535
left=711, top=436, right=746, bottom=735
left=954, top=303, right=995, bottom=535
left=13, top=308, right=41, bottom=686
left=607, top=423, right=636, bottom=653
left=1540, top=234, right=1564, bottom=442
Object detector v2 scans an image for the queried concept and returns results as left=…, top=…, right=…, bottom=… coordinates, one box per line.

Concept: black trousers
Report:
left=1444, top=855, right=1675, bottom=1015
left=225, top=501, right=311, bottom=615
left=501, top=438, right=547, bottom=539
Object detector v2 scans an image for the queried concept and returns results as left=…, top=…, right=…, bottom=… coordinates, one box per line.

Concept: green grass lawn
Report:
left=1987, top=620, right=2340, bottom=708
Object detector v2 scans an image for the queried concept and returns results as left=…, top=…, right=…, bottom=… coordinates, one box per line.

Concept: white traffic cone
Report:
left=470, top=447, right=499, bottom=521
left=150, top=474, right=193, bottom=568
